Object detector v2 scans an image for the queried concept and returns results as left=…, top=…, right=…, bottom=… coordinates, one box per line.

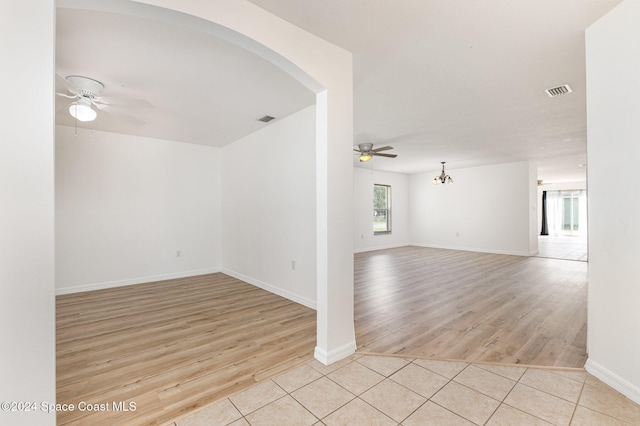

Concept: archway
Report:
left=57, top=0, right=356, bottom=363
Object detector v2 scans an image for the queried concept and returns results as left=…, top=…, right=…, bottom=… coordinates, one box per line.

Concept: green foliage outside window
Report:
left=373, top=184, right=391, bottom=234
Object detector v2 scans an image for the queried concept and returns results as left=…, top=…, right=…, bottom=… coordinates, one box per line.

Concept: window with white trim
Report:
left=373, top=184, right=391, bottom=234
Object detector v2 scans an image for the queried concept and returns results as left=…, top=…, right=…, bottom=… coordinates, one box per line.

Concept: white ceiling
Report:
left=55, top=7, right=315, bottom=146
left=56, top=0, right=622, bottom=183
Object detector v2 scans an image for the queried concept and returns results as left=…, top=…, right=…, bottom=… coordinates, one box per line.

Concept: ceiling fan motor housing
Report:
left=358, top=143, right=374, bottom=153
left=66, top=75, right=104, bottom=100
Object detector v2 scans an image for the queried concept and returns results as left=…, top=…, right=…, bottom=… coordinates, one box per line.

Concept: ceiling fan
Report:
left=354, top=143, right=397, bottom=162
left=55, top=74, right=151, bottom=125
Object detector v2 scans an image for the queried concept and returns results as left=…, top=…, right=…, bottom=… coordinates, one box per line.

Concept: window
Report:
left=373, top=184, right=391, bottom=234
left=561, top=191, right=580, bottom=233
left=545, top=189, right=586, bottom=237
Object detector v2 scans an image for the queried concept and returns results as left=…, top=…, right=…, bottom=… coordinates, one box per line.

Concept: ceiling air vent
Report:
left=545, top=84, right=573, bottom=97
left=257, top=115, right=276, bottom=123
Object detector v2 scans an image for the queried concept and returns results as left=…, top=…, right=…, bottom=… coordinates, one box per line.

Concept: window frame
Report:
left=561, top=190, right=581, bottom=233
left=373, top=184, right=392, bottom=235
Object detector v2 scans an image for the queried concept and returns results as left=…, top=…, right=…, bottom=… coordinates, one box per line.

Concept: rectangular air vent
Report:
left=545, top=84, right=573, bottom=97
left=258, top=115, right=276, bottom=123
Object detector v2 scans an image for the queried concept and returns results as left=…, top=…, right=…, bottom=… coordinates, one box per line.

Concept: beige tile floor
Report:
left=169, top=354, right=640, bottom=425
left=537, top=236, right=588, bottom=262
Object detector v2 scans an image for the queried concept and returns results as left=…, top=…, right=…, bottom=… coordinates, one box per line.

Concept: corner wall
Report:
left=55, top=126, right=221, bottom=293
left=221, top=106, right=317, bottom=308
left=409, top=161, right=537, bottom=256
left=0, top=1, right=56, bottom=424
left=585, top=0, right=640, bottom=404
left=353, top=167, right=409, bottom=252
left=127, top=0, right=355, bottom=363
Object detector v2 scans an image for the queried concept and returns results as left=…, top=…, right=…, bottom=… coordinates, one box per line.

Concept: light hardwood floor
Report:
left=355, top=246, right=587, bottom=367
left=56, top=247, right=587, bottom=424
left=56, top=274, right=316, bottom=426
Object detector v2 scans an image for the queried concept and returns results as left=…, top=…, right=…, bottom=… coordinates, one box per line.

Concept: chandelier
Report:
left=432, top=161, right=453, bottom=185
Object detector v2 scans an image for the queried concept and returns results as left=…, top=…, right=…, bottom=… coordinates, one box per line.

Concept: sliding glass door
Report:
left=546, top=190, right=587, bottom=237
left=562, top=191, right=580, bottom=235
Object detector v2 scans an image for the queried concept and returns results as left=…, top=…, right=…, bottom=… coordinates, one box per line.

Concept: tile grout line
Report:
left=477, top=365, right=524, bottom=426
left=449, top=363, right=508, bottom=425
left=567, top=378, right=588, bottom=425
left=270, top=377, right=324, bottom=424
left=400, top=360, right=476, bottom=425
left=507, top=364, right=590, bottom=425
left=393, top=359, right=457, bottom=425
left=495, top=365, right=557, bottom=426
left=318, top=356, right=464, bottom=425
left=342, top=356, right=409, bottom=424
left=178, top=355, right=639, bottom=425
left=285, top=375, right=346, bottom=424
left=571, top=378, right=635, bottom=424
left=296, top=357, right=395, bottom=425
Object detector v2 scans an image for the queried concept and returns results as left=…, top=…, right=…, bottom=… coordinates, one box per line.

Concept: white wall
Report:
left=0, top=1, right=56, bottom=424
left=354, top=167, right=409, bottom=252
left=409, top=161, right=537, bottom=256
left=585, top=0, right=640, bottom=404
left=56, top=126, right=221, bottom=293
left=130, top=0, right=355, bottom=363
left=221, top=106, right=317, bottom=308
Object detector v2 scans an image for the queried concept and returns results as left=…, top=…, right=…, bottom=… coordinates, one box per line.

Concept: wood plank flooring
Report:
left=56, top=273, right=316, bottom=426
left=354, top=246, right=588, bottom=367
left=56, top=246, right=587, bottom=424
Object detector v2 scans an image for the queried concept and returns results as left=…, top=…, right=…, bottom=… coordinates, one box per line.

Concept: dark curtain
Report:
left=540, top=190, right=548, bottom=235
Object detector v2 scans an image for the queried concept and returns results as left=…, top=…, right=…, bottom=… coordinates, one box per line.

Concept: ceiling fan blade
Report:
left=96, top=104, right=146, bottom=126
left=95, top=96, right=153, bottom=108
left=56, top=92, right=77, bottom=99
left=372, top=146, right=394, bottom=152
left=55, top=73, right=77, bottom=95
left=373, top=153, right=398, bottom=158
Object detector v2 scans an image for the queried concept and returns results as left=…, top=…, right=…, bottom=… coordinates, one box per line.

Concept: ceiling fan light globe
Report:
left=69, top=101, right=97, bottom=122
left=359, top=154, right=372, bottom=162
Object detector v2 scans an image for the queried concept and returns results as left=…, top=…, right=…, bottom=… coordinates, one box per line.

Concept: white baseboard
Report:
left=55, top=268, right=221, bottom=295
left=354, top=242, right=409, bottom=254
left=409, top=242, right=531, bottom=257
left=222, top=268, right=316, bottom=310
left=314, top=340, right=356, bottom=365
left=585, top=358, right=640, bottom=405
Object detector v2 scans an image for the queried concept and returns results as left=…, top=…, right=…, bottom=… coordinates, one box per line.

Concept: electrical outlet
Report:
left=291, top=260, right=296, bottom=270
